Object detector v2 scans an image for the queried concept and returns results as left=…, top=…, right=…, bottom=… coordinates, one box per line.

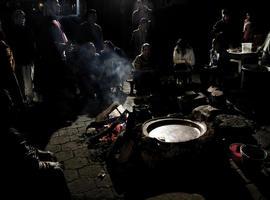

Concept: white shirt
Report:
left=173, top=47, right=195, bottom=66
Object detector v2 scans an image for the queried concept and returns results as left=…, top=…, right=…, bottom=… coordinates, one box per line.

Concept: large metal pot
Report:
left=142, top=118, right=207, bottom=143
left=139, top=118, right=211, bottom=167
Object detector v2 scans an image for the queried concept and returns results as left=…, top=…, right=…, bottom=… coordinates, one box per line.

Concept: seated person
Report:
left=1, top=25, right=71, bottom=198
left=173, top=38, right=195, bottom=86
left=1, top=89, right=71, bottom=200
left=132, top=43, right=155, bottom=95
left=77, top=42, right=101, bottom=100
left=130, top=18, right=150, bottom=59
left=242, top=31, right=270, bottom=69
left=208, top=33, right=233, bottom=87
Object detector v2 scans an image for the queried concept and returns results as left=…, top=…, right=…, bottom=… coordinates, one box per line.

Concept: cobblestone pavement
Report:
left=45, top=82, right=134, bottom=200
left=46, top=114, right=124, bottom=200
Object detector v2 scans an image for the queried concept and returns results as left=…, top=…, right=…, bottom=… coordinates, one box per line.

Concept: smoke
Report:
left=75, top=44, right=132, bottom=108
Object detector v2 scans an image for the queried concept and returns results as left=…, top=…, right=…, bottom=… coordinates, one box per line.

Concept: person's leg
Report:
left=15, top=64, right=26, bottom=100
left=23, top=64, right=34, bottom=102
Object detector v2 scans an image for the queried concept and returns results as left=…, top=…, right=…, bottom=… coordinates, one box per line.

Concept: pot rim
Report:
left=240, top=144, right=268, bottom=161
left=142, top=117, right=207, bottom=144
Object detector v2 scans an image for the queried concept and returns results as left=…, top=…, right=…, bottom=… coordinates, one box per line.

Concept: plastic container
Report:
left=242, top=43, right=252, bottom=53
left=240, top=144, right=267, bottom=170
left=229, top=143, right=243, bottom=162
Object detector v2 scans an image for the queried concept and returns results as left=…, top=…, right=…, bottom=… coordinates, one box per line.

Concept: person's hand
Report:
left=39, top=161, right=63, bottom=170
left=38, top=150, right=57, bottom=162
left=47, top=161, right=63, bottom=169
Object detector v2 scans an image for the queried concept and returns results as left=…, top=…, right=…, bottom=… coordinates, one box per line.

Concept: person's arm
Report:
left=132, top=56, right=141, bottom=70
left=50, top=20, right=69, bottom=54
left=187, top=48, right=195, bottom=66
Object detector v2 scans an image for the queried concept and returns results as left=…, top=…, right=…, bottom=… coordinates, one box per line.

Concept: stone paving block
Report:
left=76, top=115, right=92, bottom=122
left=50, top=135, right=70, bottom=145
left=65, top=157, right=88, bottom=169
left=64, top=169, right=79, bottom=182
left=51, top=132, right=60, bottom=138
left=74, top=148, right=90, bottom=158
left=57, top=129, right=69, bottom=136
left=62, top=141, right=81, bottom=151
left=79, top=165, right=102, bottom=178
left=84, top=188, right=115, bottom=200
left=71, top=122, right=86, bottom=129
left=67, top=128, right=80, bottom=135
left=68, top=178, right=96, bottom=193
left=94, top=175, right=113, bottom=189
left=46, top=144, right=61, bottom=153
left=84, top=122, right=91, bottom=127
left=77, top=127, right=87, bottom=134
left=70, top=134, right=80, bottom=142
left=55, top=150, right=74, bottom=161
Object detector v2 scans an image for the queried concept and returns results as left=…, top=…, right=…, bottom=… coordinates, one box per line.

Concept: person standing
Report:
left=6, top=9, right=35, bottom=103
left=132, top=43, right=155, bottom=94
left=242, top=12, right=254, bottom=43
left=0, top=19, right=24, bottom=108
left=34, top=0, right=78, bottom=121
left=79, top=9, right=104, bottom=52
left=173, top=38, right=195, bottom=86
left=212, top=9, right=235, bottom=49
left=132, top=0, right=152, bottom=29
left=130, top=18, right=150, bottom=58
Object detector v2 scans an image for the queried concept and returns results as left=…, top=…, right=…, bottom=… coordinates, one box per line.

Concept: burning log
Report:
left=87, top=110, right=128, bottom=144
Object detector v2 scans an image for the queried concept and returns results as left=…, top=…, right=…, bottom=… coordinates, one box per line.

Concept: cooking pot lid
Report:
left=142, top=118, right=207, bottom=143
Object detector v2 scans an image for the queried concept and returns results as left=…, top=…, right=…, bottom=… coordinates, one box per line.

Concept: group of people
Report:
left=1, top=1, right=270, bottom=198
left=130, top=0, right=196, bottom=93
left=203, top=8, right=270, bottom=88
left=0, top=2, right=71, bottom=197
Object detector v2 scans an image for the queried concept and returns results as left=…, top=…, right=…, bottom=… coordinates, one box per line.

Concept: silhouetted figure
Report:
left=77, top=42, right=101, bottom=100
left=131, top=17, right=150, bottom=58
left=79, top=9, right=104, bottom=52
left=132, top=0, right=152, bottom=29
left=0, top=20, right=24, bottom=108
left=34, top=0, right=77, bottom=120
left=173, top=38, right=195, bottom=86
left=0, top=89, right=71, bottom=200
left=6, top=9, right=35, bottom=103
left=242, top=12, right=254, bottom=43
left=133, top=43, right=155, bottom=95
left=212, top=9, right=234, bottom=49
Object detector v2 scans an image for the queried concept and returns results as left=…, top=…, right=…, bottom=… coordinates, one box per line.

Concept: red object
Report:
left=229, top=143, right=243, bottom=158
